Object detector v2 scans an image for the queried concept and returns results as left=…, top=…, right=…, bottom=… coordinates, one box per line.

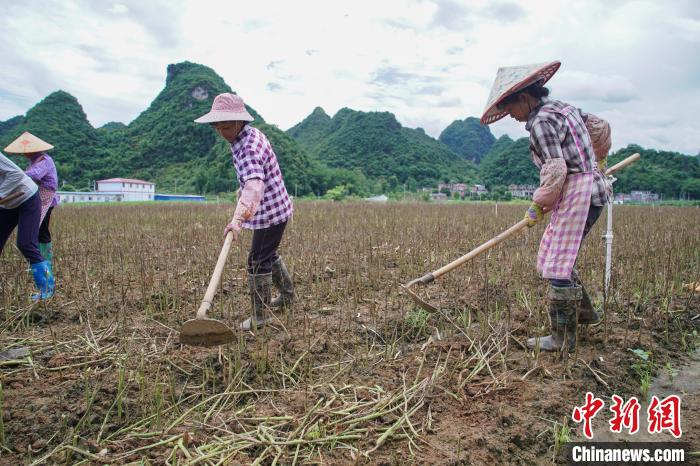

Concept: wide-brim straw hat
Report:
left=480, top=61, right=561, bottom=125
left=194, top=93, right=254, bottom=124
left=4, top=131, right=54, bottom=154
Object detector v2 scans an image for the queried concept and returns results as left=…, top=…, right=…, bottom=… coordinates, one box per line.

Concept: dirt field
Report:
left=1, top=201, right=698, bottom=465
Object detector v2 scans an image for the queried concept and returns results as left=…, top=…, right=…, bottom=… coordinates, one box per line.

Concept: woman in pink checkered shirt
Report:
left=195, top=93, right=294, bottom=332
left=482, top=61, right=610, bottom=353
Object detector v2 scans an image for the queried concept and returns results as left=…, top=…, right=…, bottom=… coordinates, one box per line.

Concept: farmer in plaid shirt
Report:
left=195, top=93, right=294, bottom=331
left=481, top=61, right=609, bottom=352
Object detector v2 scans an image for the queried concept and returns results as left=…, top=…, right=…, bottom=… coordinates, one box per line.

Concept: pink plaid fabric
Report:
left=535, top=104, right=596, bottom=280
left=537, top=173, right=594, bottom=279
left=230, top=125, right=293, bottom=229
left=38, top=187, right=54, bottom=224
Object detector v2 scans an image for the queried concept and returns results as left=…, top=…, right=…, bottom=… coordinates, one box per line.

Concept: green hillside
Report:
left=288, top=107, right=478, bottom=188
left=1, top=61, right=697, bottom=199
left=479, top=136, right=538, bottom=188
left=0, top=91, right=105, bottom=186
left=438, top=117, right=496, bottom=163
left=287, top=107, right=332, bottom=149
left=0, top=62, right=315, bottom=195
left=608, top=145, right=700, bottom=199
left=0, top=115, right=22, bottom=139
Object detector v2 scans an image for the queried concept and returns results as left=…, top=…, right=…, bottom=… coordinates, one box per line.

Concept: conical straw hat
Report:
left=480, top=61, right=561, bottom=125
left=4, top=131, right=54, bottom=153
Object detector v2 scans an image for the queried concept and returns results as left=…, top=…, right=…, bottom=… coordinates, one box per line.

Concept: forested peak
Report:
left=166, top=61, right=220, bottom=85
left=310, top=106, right=330, bottom=118
left=331, top=108, right=402, bottom=132
left=438, top=115, right=496, bottom=164
left=26, top=90, right=88, bottom=122
left=131, top=61, right=263, bottom=128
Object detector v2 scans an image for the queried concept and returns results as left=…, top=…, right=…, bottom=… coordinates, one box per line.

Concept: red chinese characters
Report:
left=609, top=395, right=641, bottom=434
left=648, top=395, right=682, bottom=438
left=572, top=392, right=605, bottom=439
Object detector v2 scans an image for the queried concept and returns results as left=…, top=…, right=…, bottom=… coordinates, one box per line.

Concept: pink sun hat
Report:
left=194, top=93, right=254, bottom=124
left=480, top=60, right=561, bottom=125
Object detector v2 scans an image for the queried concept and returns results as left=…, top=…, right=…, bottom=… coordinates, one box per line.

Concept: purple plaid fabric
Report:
left=537, top=172, right=594, bottom=279
left=25, top=153, right=58, bottom=207
left=230, top=125, right=293, bottom=229
left=526, top=98, right=607, bottom=206
left=529, top=100, right=600, bottom=279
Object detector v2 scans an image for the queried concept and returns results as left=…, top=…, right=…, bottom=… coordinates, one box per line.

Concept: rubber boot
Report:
left=270, top=257, right=294, bottom=308
left=527, top=286, right=580, bottom=352
left=571, top=270, right=600, bottom=324
left=30, top=260, right=55, bottom=301
left=39, top=242, right=53, bottom=270
left=240, top=273, right=273, bottom=331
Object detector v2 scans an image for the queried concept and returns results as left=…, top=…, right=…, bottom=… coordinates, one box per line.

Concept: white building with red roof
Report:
left=96, top=178, right=155, bottom=201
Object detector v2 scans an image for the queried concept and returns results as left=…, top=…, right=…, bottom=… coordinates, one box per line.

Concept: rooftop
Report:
left=97, top=178, right=154, bottom=185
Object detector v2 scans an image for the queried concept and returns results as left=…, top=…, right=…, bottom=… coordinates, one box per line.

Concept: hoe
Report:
left=402, top=153, right=640, bottom=312
left=179, top=231, right=236, bottom=346
left=0, top=190, right=25, bottom=206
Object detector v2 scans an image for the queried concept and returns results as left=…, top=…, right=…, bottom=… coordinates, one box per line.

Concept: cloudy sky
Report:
left=1, top=0, right=698, bottom=154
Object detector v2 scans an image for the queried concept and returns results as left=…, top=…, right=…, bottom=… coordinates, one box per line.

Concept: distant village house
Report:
left=97, top=178, right=155, bottom=201
left=508, top=184, right=537, bottom=199
left=471, top=184, right=488, bottom=195
left=58, top=178, right=156, bottom=203
left=613, top=190, right=660, bottom=204
left=436, top=183, right=489, bottom=197
left=57, top=191, right=123, bottom=203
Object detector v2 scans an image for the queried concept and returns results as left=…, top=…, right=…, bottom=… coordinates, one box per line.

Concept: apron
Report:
left=38, top=186, right=55, bottom=225
left=536, top=106, right=596, bottom=280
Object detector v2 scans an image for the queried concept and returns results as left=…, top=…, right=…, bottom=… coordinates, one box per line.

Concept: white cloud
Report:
left=108, top=3, right=129, bottom=14
left=0, top=0, right=697, bottom=154
left=555, top=71, right=639, bottom=104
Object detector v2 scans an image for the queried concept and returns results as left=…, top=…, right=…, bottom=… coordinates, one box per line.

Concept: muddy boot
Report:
left=270, top=257, right=294, bottom=308
left=571, top=270, right=600, bottom=325
left=577, top=285, right=600, bottom=324
left=527, top=286, right=580, bottom=352
left=240, top=273, right=273, bottom=331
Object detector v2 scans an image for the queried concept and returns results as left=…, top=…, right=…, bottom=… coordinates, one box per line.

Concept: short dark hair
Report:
left=498, top=82, right=550, bottom=108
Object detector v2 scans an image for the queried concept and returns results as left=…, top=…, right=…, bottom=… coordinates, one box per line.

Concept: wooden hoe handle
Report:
left=0, top=190, right=24, bottom=205
left=605, top=153, right=640, bottom=176
left=196, top=231, right=234, bottom=319
left=407, top=218, right=530, bottom=286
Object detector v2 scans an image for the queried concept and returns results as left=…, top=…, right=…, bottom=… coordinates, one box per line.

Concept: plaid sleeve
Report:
left=237, top=146, right=265, bottom=184
left=25, top=156, right=49, bottom=182
left=530, top=121, right=565, bottom=162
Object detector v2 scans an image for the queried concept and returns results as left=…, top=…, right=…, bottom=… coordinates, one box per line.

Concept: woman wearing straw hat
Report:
left=481, top=61, right=609, bottom=352
left=5, top=131, right=59, bottom=274
left=0, top=151, right=55, bottom=300
left=195, top=93, right=294, bottom=331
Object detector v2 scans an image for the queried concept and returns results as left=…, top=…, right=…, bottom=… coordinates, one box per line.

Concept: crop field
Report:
left=0, top=201, right=699, bottom=464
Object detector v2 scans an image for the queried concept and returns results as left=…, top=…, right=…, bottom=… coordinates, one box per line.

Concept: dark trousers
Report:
left=0, top=192, right=44, bottom=264
left=549, top=204, right=604, bottom=288
left=247, top=221, right=287, bottom=274
left=39, top=206, right=53, bottom=243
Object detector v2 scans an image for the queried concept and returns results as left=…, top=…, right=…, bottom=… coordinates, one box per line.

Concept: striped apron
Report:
left=536, top=106, right=596, bottom=280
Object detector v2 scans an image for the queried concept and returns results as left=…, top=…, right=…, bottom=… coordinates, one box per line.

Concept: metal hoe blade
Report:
left=400, top=283, right=438, bottom=312
left=179, top=317, right=235, bottom=347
